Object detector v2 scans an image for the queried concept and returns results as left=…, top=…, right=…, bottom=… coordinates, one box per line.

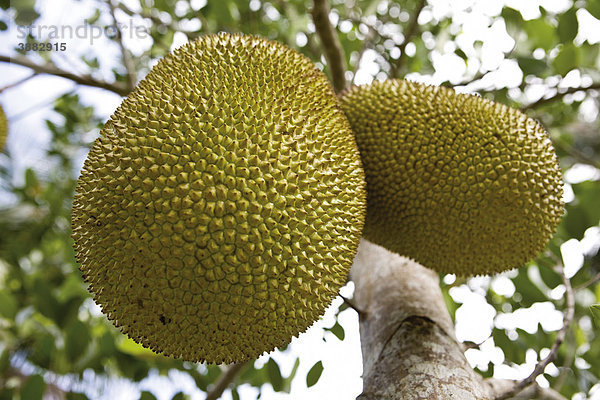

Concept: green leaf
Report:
left=139, top=391, right=158, bottom=400
left=171, top=392, right=187, bottom=400
left=0, top=290, right=17, bottom=319
left=442, top=288, right=458, bottom=321
left=524, top=18, right=556, bottom=50
left=563, top=181, right=600, bottom=238
left=66, top=320, right=90, bottom=362
left=153, top=0, right=175, bottom=12
left=0, top=350, right=9, bottom=373
left=193, top=365, right=223, bottom=391
left=32, top=278, right=60, bottom=321
left=580, top=42, right=600, bottom=67
left=24, top=168, right=38, bottom=190
left=454, top=48, right=468, bottom=60
left=20, top=374, right=45, bottom=400
left=359, top=0, right=382, bottom=16
left=30, top=333, right=55, bottom=369
left=85, top=9, right=101, bottom=25
left=501, top=6, right=523, bottom=26
left=266, top=358, right=283, bottom=392
left=517, top=56, right=548, bottom=76
left=66, top=393, right=89, bottom=400
left=13, top=0, right=40, bottom=25
left=512, top=267, right=548, bottom=306
left=562, top=206, right=588, bottom=239
left=82, top=56, right=99, bottom=69
left=210, top=0, right=238, bottom=26
left=99, top=332, right=117, bottom=356
left=326, top=321, right=345, bottom=341
left=574, top=181, right=600, bottom=225
left=306, top=361, right=323, bottom=388
left=557, top=8, right=579, bottom=43
left=538, top=264, right=562, bottom=289
left=591, top=304, right=600, bottom=327
left=587, top=0, right=600, bottom=20
left=553, top=44, right=580, bottom=76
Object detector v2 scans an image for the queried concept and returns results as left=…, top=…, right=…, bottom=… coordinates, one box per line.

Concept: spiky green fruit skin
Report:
left=339, top=80, right=563, bottom=276
left=72, top=33, right=366, bottom=363
left=0, top=105, right=7, bottom=151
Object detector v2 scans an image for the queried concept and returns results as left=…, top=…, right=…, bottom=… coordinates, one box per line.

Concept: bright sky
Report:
left=1, top=0, right=600, bottom=399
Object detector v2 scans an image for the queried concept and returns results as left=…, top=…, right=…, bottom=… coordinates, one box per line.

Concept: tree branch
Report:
left=311, top=0, right=347, bottom=93
left=205, top=362, right=248, bottom=400
left=442, top=70, right=488, bottom=88
left=0, top=54, right=130, bottom=96
left=352, top=240, right=494, bottom=399
left=574, top=271, right=600, bottom=292
left=552, top=138, right=600, bottom=170
left=553, top=328, right=575, bottom=392
left=390, top=0, right=426, bottom=78
left=522, top=82, right=600, bottom=111
left=0, top=72, right=37, bottom=93
left=339, top=294, right=364, bottom=315
left=487, top=379, right=568, bottom=400
left=495, top=264, right=575, bottom=400
left=107, top=0, right=137, bottom=91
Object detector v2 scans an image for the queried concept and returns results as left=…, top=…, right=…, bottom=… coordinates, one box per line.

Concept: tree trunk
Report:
left=351, top=239, right=494, bottom=400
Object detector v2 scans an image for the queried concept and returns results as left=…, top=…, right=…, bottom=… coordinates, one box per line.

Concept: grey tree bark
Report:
left=351, top=239, right=494, bottom=400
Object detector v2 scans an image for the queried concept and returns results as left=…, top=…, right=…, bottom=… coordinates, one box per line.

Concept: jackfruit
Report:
left=339, top=80, right=563, bottom=276
left=72, top=33, right=366, bottom=363
left=0, top=105, right=7, bottom=151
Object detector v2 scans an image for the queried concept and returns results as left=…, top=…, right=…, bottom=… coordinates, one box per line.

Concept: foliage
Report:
left=1, top=0, right=599, bottom=398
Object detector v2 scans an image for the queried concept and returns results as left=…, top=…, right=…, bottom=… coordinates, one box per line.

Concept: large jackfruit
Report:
left=72, top=33, right=366, bottom=363
left=339, top=80, right=563, bottom=276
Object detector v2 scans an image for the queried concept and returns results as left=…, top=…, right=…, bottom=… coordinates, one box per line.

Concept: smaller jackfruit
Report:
left=72, top=33, right=366, bottom=364
left=0, top=105, right=7, bottom=151
left=339, top=80, right=564, bottom=276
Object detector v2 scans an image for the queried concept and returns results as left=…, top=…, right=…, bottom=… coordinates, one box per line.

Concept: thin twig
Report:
left=522, top=82, right=600, bottom=111
left=347, top=17, right=387, bottom=39
left=390, top=0, right=427, bottom=79
left=107, top=0, right=137, bottom=90
left=461, top=340, right=483, bottom=351
left=0, top=73, right=38, bottom=93
left=553, top=328, right=575, bottom=392
left=552, top=138, right=600, bottom=170
left=116, top=2, right=179, bottom=34
left=116, top=0, right=202, bottom=42
left=311, top=0, right=347, bottom=93
left=495, top=264, right=575, bottom=400
left=0, top=54, right=130, bottom=96
left=205, top=362, right=248, bottom=400
left=488, top=379, right=568, bottom=400
left=442, top=70, right=488, bottom=88
left=7, top=89, right=75, bottom=122
left=351, top=27, right=376, bottom=85
left=448, top=47, right=516, bottom=89
left=340, top=294, right=364, bottom=315
left=574, top=271, right=600, bottom=292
